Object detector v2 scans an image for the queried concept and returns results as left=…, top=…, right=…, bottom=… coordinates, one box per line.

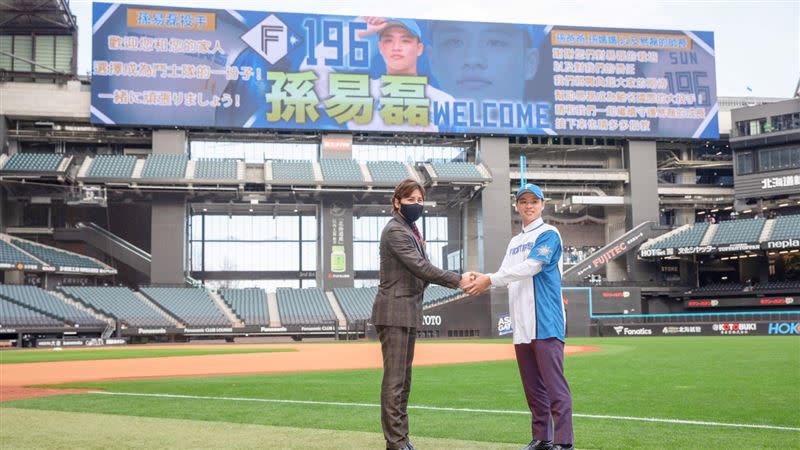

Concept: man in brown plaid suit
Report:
left=371, top=179, right=471, bottom=450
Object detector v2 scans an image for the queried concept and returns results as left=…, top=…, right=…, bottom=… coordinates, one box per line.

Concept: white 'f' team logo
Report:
left=242, top=14, right=288, bottom=64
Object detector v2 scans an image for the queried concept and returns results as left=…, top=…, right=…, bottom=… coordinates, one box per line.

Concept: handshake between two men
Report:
left=458, top=271, right=492, bottom=296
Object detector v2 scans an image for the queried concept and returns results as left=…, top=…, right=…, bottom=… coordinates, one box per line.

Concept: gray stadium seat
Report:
left=423, top=285, right=463, bottom=307
left=333, top=287, right=377, bottom=322
left=276, top=287, right=336, bottom=325
left=271, top=160, right=316, bottom=184
left=0, top=297, right=64, bottom=327
left=769, top=215, right=800, bottom=240
left=710, top=217, right=766, bottom=245
left=0, top=153, right=63, bottom=173
left=140, top=287, right=230, bottom=326
left=0, top=285, right=105, bottom=327
left=11, top=239, right=107, bottom=271
left=194, top=158, right=238, bottom=180
left=319, top=158, right=363, bottom=184
left=219, top=288, right=269, bottom=325
left=141, top=154, right=188, bottom=178
left=60, top=286, right=173, bottom=327
left=430, top=162, right=484, bottom=181
left=86, top=155, right=137, bottom=178
left=651, top=222, right=710, bottom=249
left=366, top=161, right=409, bottom=185
left=0, top=240, right=43, bottom=268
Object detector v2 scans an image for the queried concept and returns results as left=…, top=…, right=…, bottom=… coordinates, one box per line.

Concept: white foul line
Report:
left=88, top=391, right=800, bottom=432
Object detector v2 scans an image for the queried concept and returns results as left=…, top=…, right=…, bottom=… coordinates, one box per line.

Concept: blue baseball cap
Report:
left=515, top=183, right=545, bottom=200
left=381, top=19, right=422, bottom=40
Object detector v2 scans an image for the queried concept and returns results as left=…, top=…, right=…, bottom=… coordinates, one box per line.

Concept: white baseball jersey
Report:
left=491, top=218, right=565, bottom=344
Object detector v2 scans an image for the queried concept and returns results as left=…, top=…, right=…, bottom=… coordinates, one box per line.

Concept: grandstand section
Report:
left=219, top=288, right=269, bottom=325
left=318, top=158, right=363, bottom=185
left=139, top=288, right=230, bottom=327
left=424, top=161, right=491, bottom=184
left=423, top=286, right=465, bottom=307
left=276, top=288, right=337, bottom=326
left=0, top=153, right=70, bottom=177
left=332, top=287, right=376, bottom=322
left=9, top=236, right=115, bottom=274
left=0, top=236, right=46, bottom=271
left=269, top=160, right=317, bottom=185
left=710, top=217, right=766, bottom=246
left=140, top=154, right=188, bottom=179
left=366, top=161, right=413, bottom=186
left=59, top=286, right=174, bottom=327
left=0, top=297, right=64, bottom=328
left=194, top=158, right=239, bottom=181
left=82, top=155, right=137, bottom=180
left=0, top=285, right=106, bottom=327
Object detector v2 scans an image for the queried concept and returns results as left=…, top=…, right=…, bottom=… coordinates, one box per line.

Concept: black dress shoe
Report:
left=522, top=440, right=553, bottom=450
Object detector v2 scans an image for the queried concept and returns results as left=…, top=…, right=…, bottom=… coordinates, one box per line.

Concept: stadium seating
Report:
left=319, top=158, right=363, bottom=183
left=429, top=162, right=484, bottom=181
left=194, top=158, right=238, bottom=180
left=276, top=287, right=336, bottom=325
left=271, top=160, right=316, bottom=183
left=0, top=285, right=105, bottom=326
left=685, top=283, right=744, bottom=295
left=366, top=161, right=410, bottom=185
left=85, top=155, right=137, bottom=178
left=754, top=280, right=800, bottom=292
left=649, top=222, right=710, bottom=249
left=140, top=287, right=230, bottom=326
left=423, top=285, right=464, bottom=307
left=332, top=287, right=377, bottom=322
left=219, top=288, right=269, bottom=325
left=140, top=154, right=188, bottom=178
left=710, top=217, right=766, bottom=245
left=0, top=153, right=63, bottom=173
left=11, top=239, right=108, bottom=271
left=0, top=239, right=43, bottom=268
left=0, top=297, right=64, bottom=327
left=59, top=286, right=173, bottom=327
left=768, top=215, right=800, bottom=240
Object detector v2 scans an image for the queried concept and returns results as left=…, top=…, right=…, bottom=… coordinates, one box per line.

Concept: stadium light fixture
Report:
left=724, top=207, right=733, bottom=210
left=778, top=203, right=789, bottom=207
left=711, top=208, right=719, bottom=213
left=742, top=209, right=752, bottom=213
left=697, top=211, right=705, bottom=215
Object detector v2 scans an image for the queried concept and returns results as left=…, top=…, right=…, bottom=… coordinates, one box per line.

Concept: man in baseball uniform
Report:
left=465, top=183, right=574, bottom=450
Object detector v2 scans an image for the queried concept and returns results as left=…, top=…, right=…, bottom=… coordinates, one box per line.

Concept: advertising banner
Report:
left=92, top=3, right=718, bottom=138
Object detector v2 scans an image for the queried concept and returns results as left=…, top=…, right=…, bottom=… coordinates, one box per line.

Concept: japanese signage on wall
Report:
left=91, top=3, right=719, bottom=138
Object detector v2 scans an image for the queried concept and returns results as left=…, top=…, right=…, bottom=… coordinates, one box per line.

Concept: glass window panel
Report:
left=354, top=242, right=379, bottom=270
left=301, top=215, right=318, bottom=241
left=190, top=141, right=317, bottom=162
left=301, top=242, right=317, bottom=271
left=191, top=242, right=203, bottom=271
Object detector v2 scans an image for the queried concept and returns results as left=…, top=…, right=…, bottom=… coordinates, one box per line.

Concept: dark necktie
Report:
left=410, top=223, right=423, bottom=244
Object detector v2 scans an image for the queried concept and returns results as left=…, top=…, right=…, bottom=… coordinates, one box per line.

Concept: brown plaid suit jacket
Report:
left=371, top=213, right=461, bottom=328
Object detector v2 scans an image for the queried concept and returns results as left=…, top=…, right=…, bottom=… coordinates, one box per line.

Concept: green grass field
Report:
left=2, top=336, right=799, bottom=449
left=0, top=347, right=294, bottom=364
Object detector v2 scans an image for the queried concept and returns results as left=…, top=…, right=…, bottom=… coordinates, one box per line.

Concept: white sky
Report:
left=68, top=0, right=800, bottom=98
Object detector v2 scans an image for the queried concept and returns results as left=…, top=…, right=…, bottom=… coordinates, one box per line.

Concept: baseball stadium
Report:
left=0, top=1, right=798, bottom=449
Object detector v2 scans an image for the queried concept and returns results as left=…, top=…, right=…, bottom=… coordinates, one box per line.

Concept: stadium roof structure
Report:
left=638, top=214, right=800, bottom=258
left=0, top=233, right=116, bottom=275
left=0, top=0, right=76, bottom=33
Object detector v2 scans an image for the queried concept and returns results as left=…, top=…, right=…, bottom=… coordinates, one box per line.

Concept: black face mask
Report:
left=400, top=203, right=424, bottom=222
